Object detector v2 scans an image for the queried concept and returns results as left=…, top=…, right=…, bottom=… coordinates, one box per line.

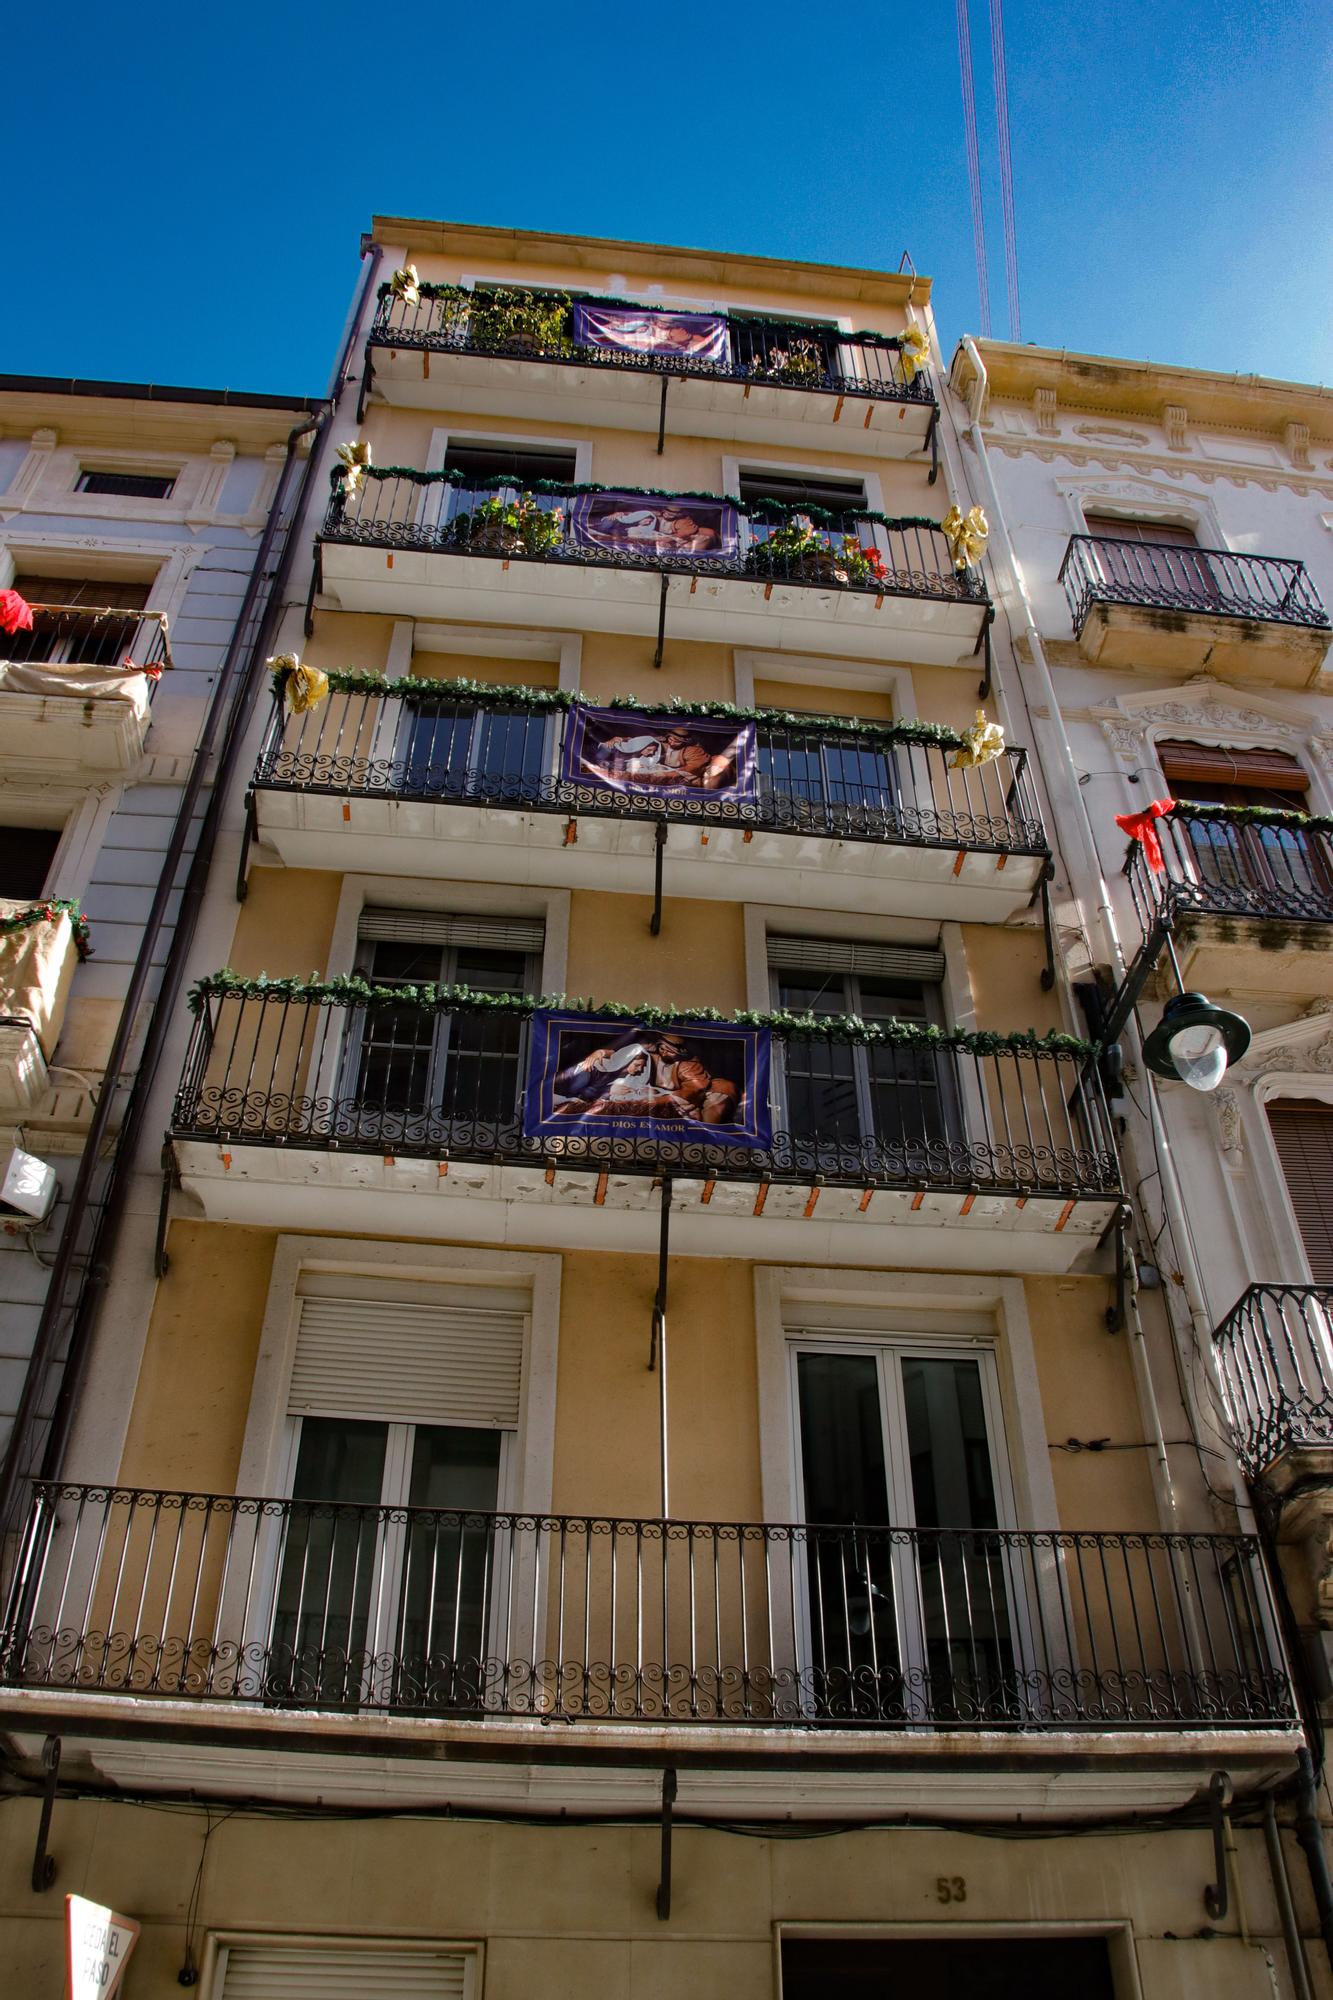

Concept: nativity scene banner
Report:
left=522, top=1012, right=772, bottom=1152
left=571, top=303, right=730, bottom=367
left=561, top=707, right=757, bottom=804
left=566, top=492, right=740, bottom=563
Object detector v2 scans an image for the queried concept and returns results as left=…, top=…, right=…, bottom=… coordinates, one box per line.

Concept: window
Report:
left=768, top=935, right=959, bottom=1163
left=1268, top=1100, right=1333, bottom=1281
left=790, top=1331, right=1013, bottom=1717
left=729, top=313, right=843, bottom=384
left=400, top=689, right=551, bottom=802
left=738, top=466, right=868, bottom=518
left=441, top=437, right=577, bottom=486
left=0, top=825, right=61, bottom=900
left=267, top=1268, right=528, bottom=1711
left=1082, top=512, right=1219, bottom=603
left=77, top=469, right=176, bottom=499
left=346, top=909, right=542, bottom=1131
left=1157, top=740, right=1328, bottom=904
left=214, top=1938, right=477, bottom=1998
left=758, top=724, right=899, bottom=830
left=7, top=573, right=152, bottom=667
left=781, top=1935, right=1115, bottom=2000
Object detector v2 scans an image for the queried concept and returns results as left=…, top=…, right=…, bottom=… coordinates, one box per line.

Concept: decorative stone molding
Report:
left=1214, top=1088, right=1242, bottom=1158
left=1163, top=404, right=1190, bottom=451
left=0, top=428, right=61, bottom=520
left=186, top=440, right=237, bottom=529
left=1073, top=423, right=1151, bottom=446
left=1286, top=423, right=1313, bottom=470
left=1033, top=387, right=1058, bottom=436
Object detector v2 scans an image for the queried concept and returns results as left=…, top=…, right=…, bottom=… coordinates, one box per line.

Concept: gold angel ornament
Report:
left=335, top=438, right=373, bottom=496
left=898, top=323, right=930, bottom=384
left=269, top=655, right=330, bottom=715
left=951, top=709, right=1005, bottom=770
left=389, top=264, right=420, bottom=307
left=941, top=503, right=989, bottom=572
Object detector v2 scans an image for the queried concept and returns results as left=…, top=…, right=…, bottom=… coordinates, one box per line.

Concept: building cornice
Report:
left=0, top=386, right=320, bottom=455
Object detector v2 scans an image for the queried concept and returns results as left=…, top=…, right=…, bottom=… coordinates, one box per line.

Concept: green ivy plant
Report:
left=451, top=492, right=565, bottom=555
left=465, top=286, right=572, bottom=355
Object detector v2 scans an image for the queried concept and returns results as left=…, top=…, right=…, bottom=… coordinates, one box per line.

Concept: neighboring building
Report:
left=0, top=379, right=321, bottom=1521
left=0, top=233, right=1319, bottom=1999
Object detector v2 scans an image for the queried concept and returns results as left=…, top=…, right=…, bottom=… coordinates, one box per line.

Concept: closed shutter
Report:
left=1083, top=516, right=1199, bottom=547
left=290, top=1275, right=526, bottom=1427
left=218, top=1941, right=471, bottom=1998
left=767, top=935, right=945, bottom=983
left=1268, top=1100, right=1333, bottom=1281
left=358, top=907, right=545, bottom=956
left=12, top=573, right=152, bottom=610
left=1158, top=741, right=1309, bottom=794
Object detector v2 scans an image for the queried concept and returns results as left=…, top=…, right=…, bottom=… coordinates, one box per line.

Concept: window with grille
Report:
left=1157, top=742, right=1327, bottom=902
left=7, top=573, right=154, bottom=667
left=214, top=1938, right=477, bottom=1998
left=1267, top=1100, right=1333, bottom=1281
left=77, top=469, right=177, bottom=499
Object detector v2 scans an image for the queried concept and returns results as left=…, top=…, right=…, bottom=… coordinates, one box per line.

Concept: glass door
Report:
left=792, top=1341, right=1017, bottom=1723
left=268, top=1415, right=504, bottom=1712
left=399, top=698, right=551, bottom=805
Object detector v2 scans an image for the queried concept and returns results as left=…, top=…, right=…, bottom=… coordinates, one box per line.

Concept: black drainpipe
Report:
left=0, top=238, right=383, bottom=1529
left=1294, top=1748, right=1333, bottom=1976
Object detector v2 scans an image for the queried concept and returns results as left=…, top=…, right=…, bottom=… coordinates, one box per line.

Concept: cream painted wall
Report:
left=1023, top=1275, right=1157, bottom=1529
left=226, top=867, right=344, bottom=979
left=962, top=926, right=1064, bottom=1038
left=565, top=889, right=748, bottom=1014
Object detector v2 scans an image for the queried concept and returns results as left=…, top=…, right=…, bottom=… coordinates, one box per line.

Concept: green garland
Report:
left=267, top=666, right=970, bottom=750
left=328, top=464, right=940, bottom=536
left=1172, top=799, right=1333, bottom=835
left=187, top=970, right=1090, bottom=1055
left=0, top=899, right=92, bottom=960
left=378, top=279, right=912, bottom=352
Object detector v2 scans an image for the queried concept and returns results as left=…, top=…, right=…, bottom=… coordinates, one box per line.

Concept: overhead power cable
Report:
left=955, top=0, right=992, bottom=336
left=988, top=0, right=1022, bottom=339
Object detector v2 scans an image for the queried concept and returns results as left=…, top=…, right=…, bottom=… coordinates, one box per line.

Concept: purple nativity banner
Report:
left=566, top=492, right=739, bottom=562
left=571, top=302, right=729, bottom=366
left=562, top=707, right=757, bottom=804
left=523, top=1011, right=772, bottom=1152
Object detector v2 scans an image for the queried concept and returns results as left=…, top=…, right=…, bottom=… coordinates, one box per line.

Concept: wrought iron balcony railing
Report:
left=1125, top=805, right=1333, bottom=937
left=172, top=988, right=1119, bottom=1202
left=1214, top=1284, right=1333, bottom=1479
left=254, top=689, right=1048, bottom=859
left=320, top=473, right=987, bottom=614
left=1060, top=534, right=1328, bottom=637
left=3, top=602, right=171, bottom=680
left=2, top=1483, right=1292, bottom=1730
left=368, top=286, right=934, bottom=408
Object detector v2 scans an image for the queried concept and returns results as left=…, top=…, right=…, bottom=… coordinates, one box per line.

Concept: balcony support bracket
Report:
left=652, top=572, right=669, bottom=669
left=924, top=405, right=940, bottom=485
left=154, top=1153, right=177, bottom=1279
left=650, top=820, right=667, bottom=936
left=655, top=1768, right=678, bottom=1920
left=976, top=611, right=994, bottom=701
left=303, top=544, right=322, bottom=640
left=1204, top=1769, right=1234, bottom=1921
left=1104, top=1203, right=1132, bottom=1333
left=30, top=1734, right=60, bottom=1892
left=356, top=349, right=375, bottom=427
left=656, top=375, right=670, bottom=456
left=236, top=792, right=256, bottom=903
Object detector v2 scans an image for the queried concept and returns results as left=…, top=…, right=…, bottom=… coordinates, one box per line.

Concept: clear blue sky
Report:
left=10, top=0, right=1332, bottom=397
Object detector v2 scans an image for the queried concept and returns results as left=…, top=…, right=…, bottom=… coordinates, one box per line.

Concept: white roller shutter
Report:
left=358, top=906, right=545, bottom=956
left=217, top=1941, right=472, bottom=1999
left=289, top=1279, right=526, bottom=1429
left=767, top=934, right=945, bottom=982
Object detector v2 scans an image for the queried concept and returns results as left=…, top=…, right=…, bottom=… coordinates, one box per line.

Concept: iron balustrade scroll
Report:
left=1, top=1484, right=1292, bottom=1729
left=320, top=474, right=986, bottom=614
left=1060, top=534, right=1328, bottom=637
left=171, top=988, right=1119, bottom=1202
left=3, top=603, right=172, bottom=683
left=368, top=289, right=934, bottom=408
left=253, top=689, right=1048, bottom=859
left=1214, top=1284, right=1333, bottom=1480
left=1124, top=807, right=1333, bottom=937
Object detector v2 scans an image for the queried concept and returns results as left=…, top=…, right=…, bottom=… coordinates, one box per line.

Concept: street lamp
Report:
left=1141, top=988, right=1251, bottom=1093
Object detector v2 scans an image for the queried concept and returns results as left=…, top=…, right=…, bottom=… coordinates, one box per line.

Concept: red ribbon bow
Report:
left=1115, top=798, right=1176, bottom=871
left=123, top=654, right=163, bottom=681
left=0, top=589, right=34, bottom=637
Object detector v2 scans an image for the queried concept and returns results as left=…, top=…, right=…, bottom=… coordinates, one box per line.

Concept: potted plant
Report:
left=749, top=515, right=886, bottom=586
left=466, top=287, right=572, bottom=357
left=748, top=336, right=825, bottom=387
left=452, top=492, right=564, bottom=557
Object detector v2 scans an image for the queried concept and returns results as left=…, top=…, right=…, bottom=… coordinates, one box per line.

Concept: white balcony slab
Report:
left=0, top=686, right=150, bottom=777
left=318, top=539, right=987, bottom=669
left=252, top=789, right=1046, bottom=924
left=172, top=1139, right=1118, bottom=1278
left=368, top=343, right=936, bottom=459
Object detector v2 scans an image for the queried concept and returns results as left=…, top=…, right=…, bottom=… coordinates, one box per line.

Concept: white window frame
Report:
left=722, top=452, right=888, bottom=555
left=203, top=1931, right=483, bottom=2000
left=423, top=425, right=592, bottom=538
left=732, top=648, right=915, bottom=708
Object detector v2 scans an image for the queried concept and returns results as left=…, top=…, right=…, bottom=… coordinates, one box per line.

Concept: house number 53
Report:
left=936, top=1877, right=967, bottom=1904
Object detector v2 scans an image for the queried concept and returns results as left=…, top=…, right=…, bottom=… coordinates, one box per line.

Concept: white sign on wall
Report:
left=66, top=1895, right=140, bottom=2000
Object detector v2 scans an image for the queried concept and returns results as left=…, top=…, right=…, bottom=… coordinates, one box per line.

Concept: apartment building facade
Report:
left=0, top=233, right=1319, bottom=1999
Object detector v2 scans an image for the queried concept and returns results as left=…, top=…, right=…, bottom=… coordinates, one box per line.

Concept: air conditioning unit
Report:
left=1, top=1146, right=58, bottom=1224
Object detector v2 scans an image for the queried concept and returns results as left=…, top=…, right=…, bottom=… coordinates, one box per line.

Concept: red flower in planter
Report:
left=0, top=589, right=34, bottom=636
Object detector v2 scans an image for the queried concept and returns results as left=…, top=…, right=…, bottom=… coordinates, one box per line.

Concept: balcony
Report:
left=250, top=685, right=1049, bottom=923
left=1059, top=535, right=1330, bottom=686
left=0, top=902, right=85, bottom=1111
left=1214, top=1284, right=1333, bottom=1486
left=169, top=986, right=1120, bottom=1273
left=1125, top=803, right=1333, bottom=997
left=0, top=602, right=168, bottom=774
left=316, top=475, right=991, bottom=670
left=364, top=286, right=938, bottom=463
left=0, top=1484, right=1294, bottom=1775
